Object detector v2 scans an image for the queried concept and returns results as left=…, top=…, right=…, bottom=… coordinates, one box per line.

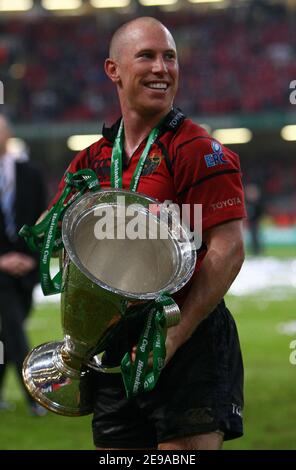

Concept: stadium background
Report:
left=0, top=0, right=295, bottom=450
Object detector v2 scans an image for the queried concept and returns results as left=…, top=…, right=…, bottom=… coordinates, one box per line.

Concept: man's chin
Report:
left=138, top=100, right=171, bottom=118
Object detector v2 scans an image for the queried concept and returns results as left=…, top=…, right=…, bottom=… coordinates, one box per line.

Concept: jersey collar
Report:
left=102, top=107, right=186, bottom=143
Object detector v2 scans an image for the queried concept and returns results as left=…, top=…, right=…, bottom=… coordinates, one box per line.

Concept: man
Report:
left=50, top=17, right=246, bottom=449
left=0, top=114, right=47, bottom=415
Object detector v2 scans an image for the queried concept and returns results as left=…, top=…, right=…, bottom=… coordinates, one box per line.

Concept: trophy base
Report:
left=23, top=341, right=94, bottom=416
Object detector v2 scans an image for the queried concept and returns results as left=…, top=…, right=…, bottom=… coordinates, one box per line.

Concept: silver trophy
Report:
left=23, top=189, right=196, bottom=416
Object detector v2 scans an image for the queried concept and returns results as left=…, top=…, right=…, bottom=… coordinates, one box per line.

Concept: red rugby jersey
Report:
left=53, top=108, right=246, bottom=227
left=52, top=108, right=246, bottom=304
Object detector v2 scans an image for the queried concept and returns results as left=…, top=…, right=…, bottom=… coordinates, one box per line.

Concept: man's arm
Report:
left=165, top=218, right=245, bottom=363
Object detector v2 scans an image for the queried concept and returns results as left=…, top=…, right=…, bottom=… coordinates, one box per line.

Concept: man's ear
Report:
left=104, top=58, right=120, bottom=84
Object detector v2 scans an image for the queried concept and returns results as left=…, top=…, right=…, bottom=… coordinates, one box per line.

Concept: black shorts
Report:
left=91, top=300, right=244, bottom=448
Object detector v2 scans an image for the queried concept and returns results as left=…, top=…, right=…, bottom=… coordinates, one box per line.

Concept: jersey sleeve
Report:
left=48, top=148, right=89, bottom=208
left=173, top=137, right=246, bottom=232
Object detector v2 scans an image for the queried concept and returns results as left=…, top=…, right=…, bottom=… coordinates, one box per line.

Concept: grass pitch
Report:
left=1, top=255, right=295, bottom=449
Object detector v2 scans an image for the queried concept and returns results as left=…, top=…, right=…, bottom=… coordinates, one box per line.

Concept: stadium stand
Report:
left=0, top=8, right=295, bottom=123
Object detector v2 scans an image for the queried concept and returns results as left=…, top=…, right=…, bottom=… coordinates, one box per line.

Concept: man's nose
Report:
left=152, top=55, right=167, bottom=74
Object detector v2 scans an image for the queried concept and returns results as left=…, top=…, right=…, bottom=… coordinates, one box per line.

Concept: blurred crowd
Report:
left=0, top=6, right=295, bottom=123
left=243, top=158, right=296, bottom=224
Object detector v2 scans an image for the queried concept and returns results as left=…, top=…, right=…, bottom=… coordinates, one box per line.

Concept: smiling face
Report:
left=105, top=19, right=179, bottom=121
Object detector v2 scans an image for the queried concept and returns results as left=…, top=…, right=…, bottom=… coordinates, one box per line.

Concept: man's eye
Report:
left=165, top=53, right=175, bottom=60
left=140, top=52, right=152, bottom=59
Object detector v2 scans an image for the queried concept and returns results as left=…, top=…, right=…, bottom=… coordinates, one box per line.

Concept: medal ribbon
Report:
left=110, top=119, right=159, bottom=192
left=19, top=169, right=100, bottom=295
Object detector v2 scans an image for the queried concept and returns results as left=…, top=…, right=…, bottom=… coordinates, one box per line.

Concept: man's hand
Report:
left=130, top=332, right=178, bottom=368
left=163, top=329, right=179, bottom=365
left=35, top=210, right=48, bottom=225
left=0, top=252, right=36, bottom=277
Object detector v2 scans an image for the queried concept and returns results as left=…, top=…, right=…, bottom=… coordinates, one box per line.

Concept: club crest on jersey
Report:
left=204, top=141, right=228, bottom=168
left=142, top=153, right=163, bottom=176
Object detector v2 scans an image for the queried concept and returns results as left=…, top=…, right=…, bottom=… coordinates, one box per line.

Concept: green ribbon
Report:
left=120, top=294, right=178, bottom=398
left=19, top=169, right=100, bottom=295
left=20, top=122, right=179, bottom=398
left=110, top=119, right=160, bottom=192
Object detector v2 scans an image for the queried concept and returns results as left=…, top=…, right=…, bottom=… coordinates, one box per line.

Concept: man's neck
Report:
left=121, top=108, right=169, bottom=159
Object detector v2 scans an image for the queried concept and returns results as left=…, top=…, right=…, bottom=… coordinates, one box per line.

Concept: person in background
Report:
left=0, top=114, right=47, bottom=415
left=245, top=183, right=265, bottom=255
